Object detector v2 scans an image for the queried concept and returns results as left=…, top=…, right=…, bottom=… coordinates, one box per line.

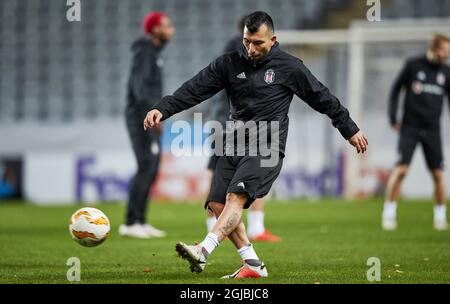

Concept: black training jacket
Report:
left=389, top=55, right=450, bottom=129
left=151, top=42, right=360, bottom=156
left=126, top=37, right=163, bottom=116
left=209, top=35, right=242, bottom=124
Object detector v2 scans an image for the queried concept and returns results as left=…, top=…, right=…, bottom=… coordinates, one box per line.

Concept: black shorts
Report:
left=397, top=125, right=443, bottom=170
left=206, top=155, right=283, bottom=209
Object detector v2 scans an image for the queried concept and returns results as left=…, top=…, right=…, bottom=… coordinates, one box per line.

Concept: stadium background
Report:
left=1, top=0, right=450, bottom=285
left=0, top=0, right=449, bottom=205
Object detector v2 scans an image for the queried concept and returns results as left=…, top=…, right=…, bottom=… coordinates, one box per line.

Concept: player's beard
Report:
left=248, top=51, right=267, bottom=62
left=247, top=50, right=262, bottom=61
left=158, top=35, right=170, bottom=48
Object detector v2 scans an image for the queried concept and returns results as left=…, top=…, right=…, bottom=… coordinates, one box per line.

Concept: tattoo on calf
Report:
left=219, top=212, right=240, bottom=237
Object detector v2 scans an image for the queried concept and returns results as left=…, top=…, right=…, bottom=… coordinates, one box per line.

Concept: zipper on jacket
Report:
left=249, top=61, right=257, bottom=97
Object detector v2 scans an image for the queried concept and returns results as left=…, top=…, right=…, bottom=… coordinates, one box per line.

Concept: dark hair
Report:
left=244, top=11, right=274, bottom=34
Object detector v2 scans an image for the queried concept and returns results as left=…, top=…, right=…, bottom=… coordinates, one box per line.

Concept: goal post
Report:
left=277, top=18, right=450, bottom=199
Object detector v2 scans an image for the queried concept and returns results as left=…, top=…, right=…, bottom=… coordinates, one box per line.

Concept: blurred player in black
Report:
left=144, top=11, right=367, bottom=278
left=119, top=12, right=174, bottom=239
left=383, top=34, right=450, bottom=231
left=205, top=16, right=281, bottom=242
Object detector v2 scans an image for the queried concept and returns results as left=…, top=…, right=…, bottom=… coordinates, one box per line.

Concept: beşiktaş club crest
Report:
left=264, top=69, right=275, bottom=84
left=437, top=72, right=445, bottom=86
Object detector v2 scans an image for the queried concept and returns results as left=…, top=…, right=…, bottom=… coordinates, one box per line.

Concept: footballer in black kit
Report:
left=383, top=34, right=450, bottom=231
left=389, top=55, right=450, bottom=169
left=120, top=12, right=174, bottom=239
left=205, top=17, right=282, bottom=243
left=144, top=11, right=368, bottom=278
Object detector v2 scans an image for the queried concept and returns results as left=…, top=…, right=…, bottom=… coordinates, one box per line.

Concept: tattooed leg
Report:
left=209, top=200, right=251, bottom=249
left=211, top=192, right=248, bottom=242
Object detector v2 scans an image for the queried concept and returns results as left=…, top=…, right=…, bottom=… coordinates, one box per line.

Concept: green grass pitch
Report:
left=1, top=199, right=449, bottom=284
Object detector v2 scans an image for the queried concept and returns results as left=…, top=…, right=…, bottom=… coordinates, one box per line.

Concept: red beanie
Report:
left=142, top=11, right=168, bottom=34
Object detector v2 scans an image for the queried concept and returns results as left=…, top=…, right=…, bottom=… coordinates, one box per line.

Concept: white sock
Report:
left=237, top=243, right=259, bottom=261
left=434, top=205, right=447, bottom=222
left=206, top=216, right=217, bottom=232
left=247, top=211, right=265, bottom=237
left=383, top=201, right=397, bottom=218
left=199, top=232, right=220, bottom=255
